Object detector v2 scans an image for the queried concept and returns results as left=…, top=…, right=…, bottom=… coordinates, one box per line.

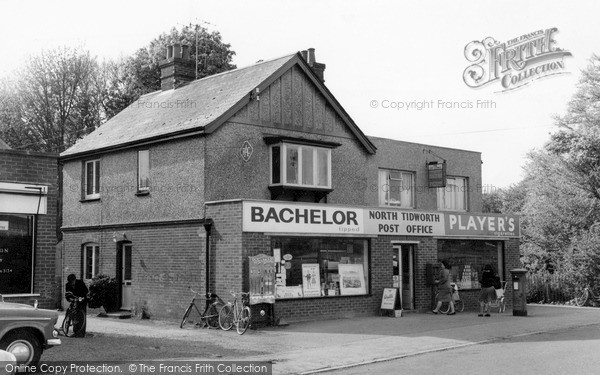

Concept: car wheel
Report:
left=0, top=330, right=42, bottom=366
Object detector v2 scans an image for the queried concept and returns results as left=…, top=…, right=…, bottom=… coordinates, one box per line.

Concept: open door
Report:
left=393, top=244, right=415, bottom=310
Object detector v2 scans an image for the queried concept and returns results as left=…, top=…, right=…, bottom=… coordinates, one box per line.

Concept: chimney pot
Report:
left=300, top=50, right=308, bottom=61
left=167, top=45, right=174, bottom=59
left=173, top=44, right=182, bottom=59
left=307, top=48, right=316, bottom=64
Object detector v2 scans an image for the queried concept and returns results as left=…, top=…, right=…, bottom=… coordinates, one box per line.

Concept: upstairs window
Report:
left=270, top=143, right=331, bottom=189
left=137, top=150, right=150, bottom=192
left=437, top=176, right=468, bottom=211
left=378, top=169, right=414, bottom=208
left=84, top=160, right=100, bottom=199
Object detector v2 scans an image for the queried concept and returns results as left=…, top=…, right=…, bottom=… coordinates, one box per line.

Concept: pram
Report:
left=489, top=280, right=507, bottom=313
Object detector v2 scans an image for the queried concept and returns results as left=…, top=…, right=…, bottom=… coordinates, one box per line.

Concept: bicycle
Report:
left=180, top=288, right=225, bottom=329
left=218, top=291, right=252, bottom=335
left=435, top=283, right=465, bottom=314
left=62, top=297, right=86, bottom=337
left=575, top=286, right=600, bottom=307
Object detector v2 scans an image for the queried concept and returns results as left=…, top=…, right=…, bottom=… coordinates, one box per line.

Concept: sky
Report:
left=1, top=0, right=599, bottom=190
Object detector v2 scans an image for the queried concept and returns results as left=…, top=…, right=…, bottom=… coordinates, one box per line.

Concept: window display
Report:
left=438, top=240, right=504, bottom=289
left=272, top=237, right=369, bottom=299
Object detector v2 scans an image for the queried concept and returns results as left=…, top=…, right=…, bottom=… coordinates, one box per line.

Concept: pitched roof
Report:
left=61, top=52, right=376, bottom=158
left=0, top=138, right=10, bottom=150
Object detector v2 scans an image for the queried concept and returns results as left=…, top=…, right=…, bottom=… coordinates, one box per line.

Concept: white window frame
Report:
left=378, top=169, right=415, bottom=208
left=83, top=244, right=100, bottom=281
left=270, top=143, right=332, bottom=189
left=437, top=176, right=468, bottom=211
left=84, top=159, right=100, bottom=199
left=137, top=150, right=150, bottom=192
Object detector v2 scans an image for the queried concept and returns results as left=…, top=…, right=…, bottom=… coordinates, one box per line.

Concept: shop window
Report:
left=271, top=237, right=369, bottom=299
left=84, top=159, right=100, bottom=199
left=82, top=244, right=100, bottom=280
left=0, top=214, right=34, bottom=294
left=270, top=144, right=331, bottom=189
left=378, top=169, right=414, bottom=208
left=437, top=177, right=467, bottom=211
left=437, top=240, right=504, bottom=289
left=137, top=150, right=150, bottom=193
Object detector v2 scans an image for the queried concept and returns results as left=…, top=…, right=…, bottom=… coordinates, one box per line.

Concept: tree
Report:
left=514, top=55, right=600, bottom=284
left=105, top=25, right=236, bottom=115
left=7, top=47, right=100, bottom=152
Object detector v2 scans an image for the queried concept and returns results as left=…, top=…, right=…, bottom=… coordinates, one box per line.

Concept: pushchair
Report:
left=489, top=280, right=507, bottom=313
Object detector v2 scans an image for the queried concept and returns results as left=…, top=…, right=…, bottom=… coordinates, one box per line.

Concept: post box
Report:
left=510, top=268, right=528, bottom=316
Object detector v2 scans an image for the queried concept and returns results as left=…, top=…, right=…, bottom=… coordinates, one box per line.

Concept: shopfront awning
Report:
left=0, top=182, right=48, bottom=215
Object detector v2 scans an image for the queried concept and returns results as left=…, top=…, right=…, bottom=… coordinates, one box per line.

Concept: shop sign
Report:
left=445, top=213, right=519, bottom=237
left=365, top=209, right=445, bottom=236
left=381, top=288, right=401, bottom=310
left=0, top=221, right=8, bottom=230
left=243, top=201, right=364, bottom=234
left=242, top=201, right=520, bottom=238
left=427, top=161, right=446, bottom=188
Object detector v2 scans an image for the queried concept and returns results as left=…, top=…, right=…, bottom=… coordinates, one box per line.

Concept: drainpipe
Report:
left=203, top=218, right=214, bottom=310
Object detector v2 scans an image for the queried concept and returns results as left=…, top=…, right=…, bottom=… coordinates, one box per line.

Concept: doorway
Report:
left=116, top=243, right=132, bottom=310
left=392, top=244, right=415, bottom=310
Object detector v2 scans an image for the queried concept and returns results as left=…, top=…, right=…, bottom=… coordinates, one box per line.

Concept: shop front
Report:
left=232, top=200, right=520, bottom=322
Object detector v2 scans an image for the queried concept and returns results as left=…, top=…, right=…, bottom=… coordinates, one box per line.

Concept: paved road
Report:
left=324, top=323, right=600, bottom=374
left=44, top=305, right=600, bottom=374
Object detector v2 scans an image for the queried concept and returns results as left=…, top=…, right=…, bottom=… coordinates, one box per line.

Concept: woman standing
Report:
left=479, top=264, right=496, bottom=317
left=432, top=260, right=455, bottom=315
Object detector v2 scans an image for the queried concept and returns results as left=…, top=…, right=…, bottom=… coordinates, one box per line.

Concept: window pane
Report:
left=93, top=247, right=99, bottom=277
left=86, top=162, right=93, bottom=195
left=94, top=161, right=100, bottom=194
left=85, top=246, right=93, bottom=279
left=438, top=240, right=503, bottom=289
left=378, top=170, right=388, bottom=205
left=286, top=146, right=299, bottom=184
left=138, top=150, right=150, bottom=190
left=272, top=237, right=369, bottom=299
left=388, top=171, right=402, bottom=206
left=317, top=149, right=329, bottom=187
left=301, top=147, right=314, bottom=185
left=400, top=172, right=413, bottom=207
left=271, top=146, right=280, bottom=184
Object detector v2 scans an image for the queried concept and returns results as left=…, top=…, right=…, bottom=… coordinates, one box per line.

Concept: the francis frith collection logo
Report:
left=463, top=27, right=572, bottom=92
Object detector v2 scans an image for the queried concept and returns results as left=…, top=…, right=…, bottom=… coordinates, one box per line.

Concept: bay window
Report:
left=270, top=143, right=331, bottom=189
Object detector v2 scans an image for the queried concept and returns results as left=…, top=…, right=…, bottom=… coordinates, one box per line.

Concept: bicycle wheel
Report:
left=62, top=314, right=73, bottom=337
left=180, top=304, right=194, bottom=328
left=575, top=290, right=588, bottom=307
left=218, top=304, right=233, bottom=331
left=236, top=306, right=251, bottom=335
left=454, top=299, right=464, bottom=312
left=205, top=303, right=222, bottom=329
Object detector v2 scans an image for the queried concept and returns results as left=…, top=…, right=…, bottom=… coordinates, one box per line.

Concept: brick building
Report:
left=0, top=142, right=59, bottom=308
left=60, top=46, right=519, bottom=321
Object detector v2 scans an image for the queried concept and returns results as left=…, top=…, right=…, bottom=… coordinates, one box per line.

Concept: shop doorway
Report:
left=393, top=244, right=415, bottom=310
left=116, top=243, right=132, bottom=310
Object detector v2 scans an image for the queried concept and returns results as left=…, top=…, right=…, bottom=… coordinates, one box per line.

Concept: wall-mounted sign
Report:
left=0, top=221, right=8, bottom=231
left=248, top=254, right=275, bottom=304
left=242, top=201, right=520, bottom=238
left=427, top=161, right=446, bottom=188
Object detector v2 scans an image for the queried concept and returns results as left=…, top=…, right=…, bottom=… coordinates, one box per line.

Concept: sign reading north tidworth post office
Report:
left=242, top=201, right=520, bottom=238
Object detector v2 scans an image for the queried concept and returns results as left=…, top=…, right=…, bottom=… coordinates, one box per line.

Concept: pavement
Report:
left=73, top=305, right=600, bottom=375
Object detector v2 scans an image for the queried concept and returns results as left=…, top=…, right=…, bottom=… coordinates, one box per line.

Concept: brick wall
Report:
left=0, top=149, right=59, bottom=308
left=62, top=222, right=204, bottom=319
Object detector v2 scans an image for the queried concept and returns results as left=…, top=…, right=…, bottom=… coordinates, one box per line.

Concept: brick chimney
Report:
left=305, top=48, right=326, bottom=82
left=159, top=44, right=196, bottom=90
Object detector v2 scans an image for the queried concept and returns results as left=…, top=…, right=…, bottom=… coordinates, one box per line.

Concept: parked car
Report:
left=0, top=349, right=17, bottom=375
left=0, top=297, right=61, bottom=366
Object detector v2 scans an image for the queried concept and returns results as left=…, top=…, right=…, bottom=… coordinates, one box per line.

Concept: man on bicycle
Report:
left=65, top=274, right=89, bottom=337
